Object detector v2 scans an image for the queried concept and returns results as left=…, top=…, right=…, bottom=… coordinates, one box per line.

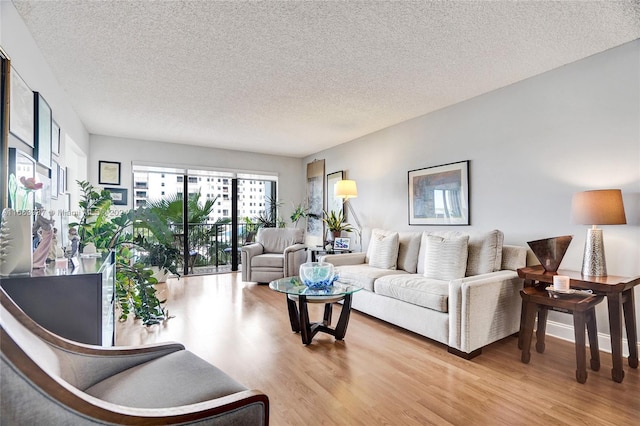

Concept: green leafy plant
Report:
left=145, top=189, right=216, bottom=226
left=71, top=180, right=171, bottom=325
left=136, top=235, right=181, bottom=276
left=290, top=201, right=309, bottom=227
left=322, top=209, right=354, bottom=233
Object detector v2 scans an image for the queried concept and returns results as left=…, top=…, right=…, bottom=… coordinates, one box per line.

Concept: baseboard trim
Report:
left=543, top=319, right=638, bottom=357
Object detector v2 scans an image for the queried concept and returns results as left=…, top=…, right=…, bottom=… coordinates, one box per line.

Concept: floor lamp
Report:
left=571, top=189, right=626, bottom=277
left=334, top=179, right=362, bottom=246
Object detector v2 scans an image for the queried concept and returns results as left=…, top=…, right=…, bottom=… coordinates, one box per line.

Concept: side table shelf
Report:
left=0, top=251, right=116, bottom=346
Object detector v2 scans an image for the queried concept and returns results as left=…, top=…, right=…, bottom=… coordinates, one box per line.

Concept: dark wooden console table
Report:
left=517, top=265, right=639, bottom=383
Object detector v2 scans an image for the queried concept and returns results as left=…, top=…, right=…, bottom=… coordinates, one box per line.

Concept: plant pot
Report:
left=151, top=266, right=170, bottom=283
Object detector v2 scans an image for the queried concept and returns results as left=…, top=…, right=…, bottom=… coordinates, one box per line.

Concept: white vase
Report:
left=151, top=266, right=169, bottom=283
left=0, top=208, right=33, bottom=276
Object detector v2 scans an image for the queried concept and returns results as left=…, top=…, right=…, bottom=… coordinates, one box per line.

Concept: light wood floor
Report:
left=116, top=273, right=640, bottom=425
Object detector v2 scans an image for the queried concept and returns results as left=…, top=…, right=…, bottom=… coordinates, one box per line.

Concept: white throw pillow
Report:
left=466, top=230, right=504, bottom=276
left=397, top=232, right=422, bottom=273
left=423, top=234, right=469, bottom=280
left=367, top=231, right=399, bottom=270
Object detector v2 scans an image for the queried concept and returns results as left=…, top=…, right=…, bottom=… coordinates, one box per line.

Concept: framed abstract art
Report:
left=408, top=160, right=470, bottom=225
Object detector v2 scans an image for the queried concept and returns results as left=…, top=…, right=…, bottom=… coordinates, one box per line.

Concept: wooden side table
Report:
left=518, top=266, right=639, bottom=383
left=520, top=287, right=604, bottom=383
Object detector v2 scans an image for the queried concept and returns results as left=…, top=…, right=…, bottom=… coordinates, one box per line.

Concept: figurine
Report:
left=47, top=227, right=63, bottom=261
left=32, top=209, right=55, bottom=268
left=68, top=226, right=80, bottom=258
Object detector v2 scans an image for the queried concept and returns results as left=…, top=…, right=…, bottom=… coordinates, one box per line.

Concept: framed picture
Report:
left=58, top=164, right=66, bottom=195
left=8, top=148, right=36, bottom=210
left=408, top=160, right=470, bottom=225
left=326, top=170, right=344, bottom=217
left=34, top=92, right=52, bottom=169
left=99, top=161, right=121, bottom=185
left=52, top=120, right=60, bottom=156
left=334, top=237, right=350, bottom=250
left=306, top=159, right=325, bottom=244
left=35, top=169, right=51, bottom=212
left=9, top=66, right=34, bottom=147
left=105, top=187, right=127, bottom=205
left=51, top=160, right=59, bottom=200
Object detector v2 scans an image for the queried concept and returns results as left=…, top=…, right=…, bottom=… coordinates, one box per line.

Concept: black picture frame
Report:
left=51, top=160, right=59, bottom=200
left=58, top=164, right=66, bottom=195
left=34, top=92, right=52, bottom=169
left=52, top=120, right=60, bottom=156
left=326, top=170, right=344, bottom=217
left=99, top=160, right=121, bottom=185
left=105, top=187, right=127, bottom=205
left=408, top=160, right=470, bottom=225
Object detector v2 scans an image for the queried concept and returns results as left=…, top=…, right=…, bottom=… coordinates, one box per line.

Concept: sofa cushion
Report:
left=417, top=231, right=465, bottom=275
left=251, top=253, right=283, bottom=268
left=336, top=264, right=407, bottom=292
left=375, top=274, right=449, bottom=313
left=397, top=232, right=422, bottom=273
left=366, top=230, right=399, bottom=269
left=85, top=350, right=246, bottom=408
left=466, top=230, right=504, bottom=276
left=423, top=234, right=469, bottom=280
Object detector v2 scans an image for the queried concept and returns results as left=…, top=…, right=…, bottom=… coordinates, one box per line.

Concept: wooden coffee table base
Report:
left=286, top=294, right=354, bottom=345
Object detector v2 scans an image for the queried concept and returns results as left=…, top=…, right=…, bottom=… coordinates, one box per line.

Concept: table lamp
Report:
left=571, top=189, right=626, bottom=277
left=334, top=179, right=361, bottom=241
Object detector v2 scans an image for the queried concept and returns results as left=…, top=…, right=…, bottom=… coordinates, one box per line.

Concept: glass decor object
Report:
left=299, top=262, right=338, bottom=289
left=527, top=235, right=573, bottom=273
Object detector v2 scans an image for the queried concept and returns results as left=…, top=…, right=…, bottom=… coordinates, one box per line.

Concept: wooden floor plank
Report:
left=116, top=273, right=640, bottom=425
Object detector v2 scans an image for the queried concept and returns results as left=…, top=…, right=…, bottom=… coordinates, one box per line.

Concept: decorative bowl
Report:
left=299, top=262, right=337, bottom=289
left=527, top=235, right=573, bottom=272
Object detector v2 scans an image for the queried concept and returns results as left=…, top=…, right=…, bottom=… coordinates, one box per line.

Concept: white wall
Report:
left=88, top=135, right=305, bottom=220
left=1, top=1, right=90, bottom=158
left=305, top=40, right=640, bottom=350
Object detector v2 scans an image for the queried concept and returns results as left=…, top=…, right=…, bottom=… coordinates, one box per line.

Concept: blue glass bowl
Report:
left=299, top=262, right=337, bottom=289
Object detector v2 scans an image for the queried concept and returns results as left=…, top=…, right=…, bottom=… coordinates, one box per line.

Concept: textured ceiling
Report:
left=11, top=1, right=640, bottom=158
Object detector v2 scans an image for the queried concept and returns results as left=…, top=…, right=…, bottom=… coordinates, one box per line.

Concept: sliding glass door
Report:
left=132, top=165, right=277, bottom=275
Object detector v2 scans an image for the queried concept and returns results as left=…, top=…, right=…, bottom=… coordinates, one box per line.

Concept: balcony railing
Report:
left=133, top=221, right=257, bottom=273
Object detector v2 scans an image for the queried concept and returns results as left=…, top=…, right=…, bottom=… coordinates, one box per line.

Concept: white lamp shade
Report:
left=335, top=180, right=358, bottom=199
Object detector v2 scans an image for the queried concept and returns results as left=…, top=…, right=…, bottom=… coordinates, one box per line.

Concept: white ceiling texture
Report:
left=11, top=1, right=640, bottom=158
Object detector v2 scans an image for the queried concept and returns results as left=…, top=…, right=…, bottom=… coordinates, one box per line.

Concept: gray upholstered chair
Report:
left=241, top=228, right=307, bottom=283
left=0, top=288, right=269, bottom=425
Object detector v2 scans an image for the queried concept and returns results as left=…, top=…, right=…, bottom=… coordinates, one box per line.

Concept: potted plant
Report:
left=70, top=180, right=172, bottom=325
left=322, top=209, right=354, bottom=240
left=137, top=238, right=181, bottom=283
left=290, top=201, right=309, bottom=228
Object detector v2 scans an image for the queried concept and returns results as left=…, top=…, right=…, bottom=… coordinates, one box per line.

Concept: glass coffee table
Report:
left=269, top=277, right=362, bottom=345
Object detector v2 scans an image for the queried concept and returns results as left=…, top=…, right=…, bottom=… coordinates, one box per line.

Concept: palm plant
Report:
left=145, top=189, right=217, bottom=226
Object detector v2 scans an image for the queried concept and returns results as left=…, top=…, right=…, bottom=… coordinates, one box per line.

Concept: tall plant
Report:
left=70, top=180, right=170, bottom=325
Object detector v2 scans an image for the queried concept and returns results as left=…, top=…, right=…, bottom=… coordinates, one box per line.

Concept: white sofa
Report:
left=321, top=229, right=527, bottom=359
